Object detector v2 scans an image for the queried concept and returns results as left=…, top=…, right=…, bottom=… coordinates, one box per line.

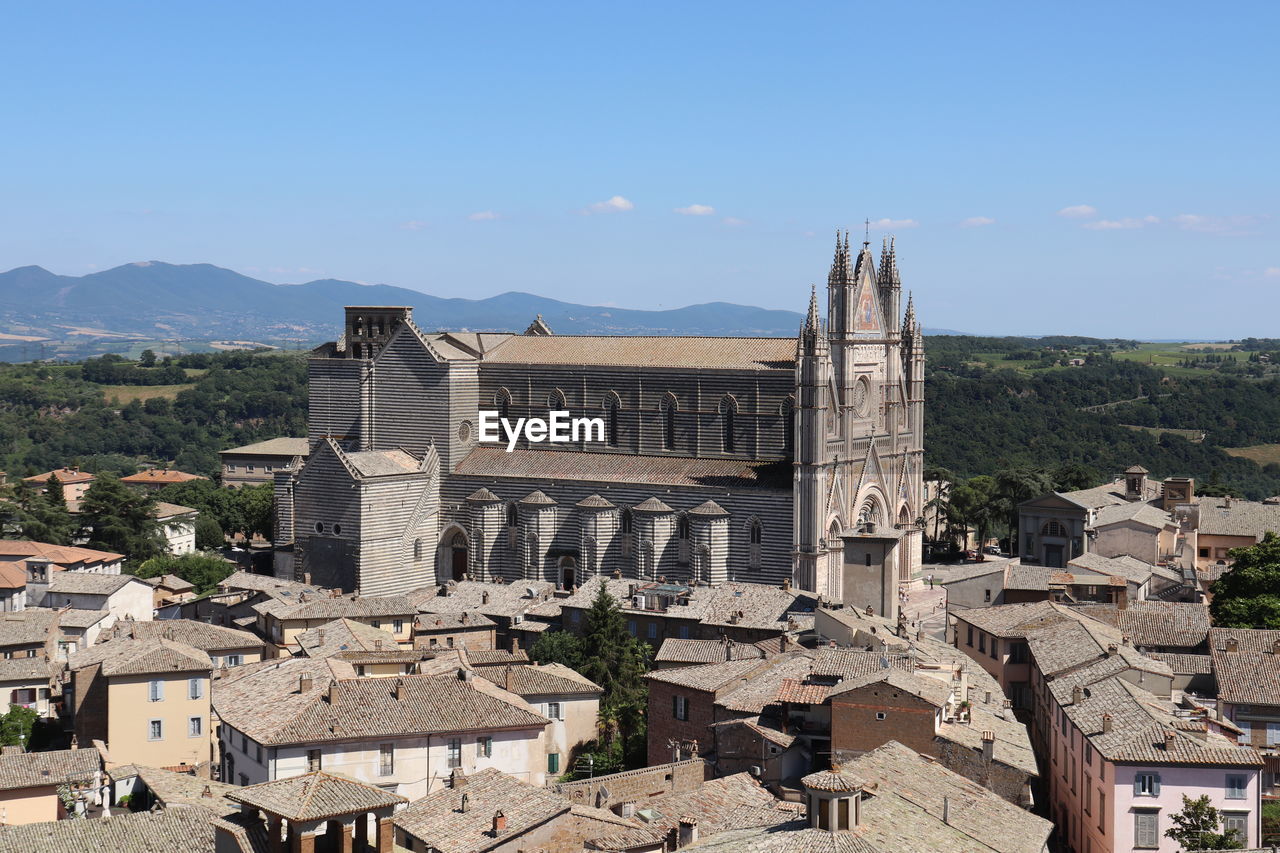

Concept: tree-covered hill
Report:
left=0, top=350, right=306, bottom=478
left=926, top=359, right=1280, bottom=499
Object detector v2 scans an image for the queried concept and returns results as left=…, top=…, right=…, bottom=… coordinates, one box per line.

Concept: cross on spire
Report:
left=864, top=217, right=871, bottom=246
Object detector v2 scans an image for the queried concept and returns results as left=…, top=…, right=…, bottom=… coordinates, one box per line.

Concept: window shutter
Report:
left=1268, top=723, right=1280, bottom=746
left=673, top=695, right=678, bottom=718
left=1152, top=774, right=1161, bottom=796
left=1133, top=776, right=1142, bottom=796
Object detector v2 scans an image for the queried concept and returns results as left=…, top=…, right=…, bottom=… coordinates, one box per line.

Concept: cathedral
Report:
left=274, top=234, right=925, bottom=605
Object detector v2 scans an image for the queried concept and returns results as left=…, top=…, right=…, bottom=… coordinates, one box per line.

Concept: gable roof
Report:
left=454, top=447, right=790, bottom=491
left=475, top=663, right=602, bottom=697
left=117, top=619, right=263, bottom=652
left=213, top=660, right=548, bottom=746
left=69, top=636, right=212, bottom=677
left=1071, top=602, right=1210, bottom=650
left=121, top=468, right=207, bottom=485
left=0, top=747, right=101, bottom=792
left=481, top=335, right=796, bottom=371
left=296, top=618, right=401, bottom=658
left=1209, top=627, right=1280, bottom=706
left=220, top=437, right=310, bottom=457
left=48, top=572, right=144, bottom=596
left=392, top=767, right=574, bottom=852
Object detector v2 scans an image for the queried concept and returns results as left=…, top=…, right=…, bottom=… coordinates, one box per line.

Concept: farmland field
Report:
left=100, top=383, right=196, bottom=404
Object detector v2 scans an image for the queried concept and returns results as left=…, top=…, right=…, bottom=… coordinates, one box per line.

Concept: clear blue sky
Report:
left=1, top=1, right=1275, bottom=338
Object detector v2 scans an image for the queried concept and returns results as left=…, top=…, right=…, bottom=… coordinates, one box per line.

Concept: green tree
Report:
left=994, top=467, right=1054, bottom=549
left=134, top=553, right=236, bottom=595
left=1, top=478, right=77, bottom=545
left=0, top=704, right=37, bottom=748
left=1210, top=532, right=1280, bottom=628
left=237, top=484, right=275, bottom=540
left=949, top=475, right=998, bottom=558
left=195, top=515, right=225, bottom=550
left=155, top=479, right=245, bottom=536
left=529, top=630, right=586, bottom=671
left=78, top=474, right=163, bottom=563
left=575, top=585, right=653, bottom=764
left=1053, top=462, right=1100, bottom=492
left=1164, top=793, right=1242, bottom=850
left=138, top=349, right=157, bottom=368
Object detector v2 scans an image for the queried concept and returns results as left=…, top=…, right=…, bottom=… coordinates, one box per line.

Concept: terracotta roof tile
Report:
left=229, top=771, right=406, bottom=821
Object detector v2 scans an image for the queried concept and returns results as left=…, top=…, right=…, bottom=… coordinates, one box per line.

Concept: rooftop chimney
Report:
left=481, top=592, right=490, bottom=605
left=942, top=796, right=950, bottom=825
left=1106, top=643, right=1118, bottom=656
left=374, top=639, right=383, bottom=651
left=492, top=810, right=507, bottom=835
left=201, top=786, right=212, bottom=799
left=678, top=817, right=699, bottom=847
left=1072, top=685, right=1083, bottom=705
left=395, top=678, right=406, bottom=700
left=458, top=668, right=474, bottom=682
left=1164, top=730, right=1176, bottom=749
left=780, top=634, right=789, bottom=652
left=299, top=674, right=313, bottom=694
left=1226, top=637, right=1239, bottom=652
left=782, top=578, right=792, bottom=591
left=981, top=731, right=995, bottom=763
left=1102, top=713, right=1114, bottom=733
left=460, top=792, right=469, bottom=813
left=510, top=637, right=519, bottom=654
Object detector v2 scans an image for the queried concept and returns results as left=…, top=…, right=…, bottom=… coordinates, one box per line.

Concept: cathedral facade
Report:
left=275, top=235, right=925, bottom=602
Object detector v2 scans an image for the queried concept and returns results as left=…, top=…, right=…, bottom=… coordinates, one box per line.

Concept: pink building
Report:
left=1044, top=673, right=1260, bottom=853
left=953, top=601, right=1263, bottom=852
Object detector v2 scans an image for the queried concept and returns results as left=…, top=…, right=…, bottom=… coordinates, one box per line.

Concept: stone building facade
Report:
left=277, top=235, right=925, bottom=597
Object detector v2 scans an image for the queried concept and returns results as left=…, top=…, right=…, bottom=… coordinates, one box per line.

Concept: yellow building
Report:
left=253, top=592, right=416, bottom=653
left=68, top=636, right=213, bottom=773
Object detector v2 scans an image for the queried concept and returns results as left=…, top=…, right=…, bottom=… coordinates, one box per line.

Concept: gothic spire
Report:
left=828, top=229, right=852, bottom=284
left=903, top=291, right=916, bottom=332
left=805, top=284, right=821, bottom=332
left=879, top=236, right=900, bottom=289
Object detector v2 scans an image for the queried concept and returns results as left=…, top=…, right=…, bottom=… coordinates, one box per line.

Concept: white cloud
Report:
left=586, top=195, right=634, bottom=214
left=869, top=217, right=918, bottom=229
left=722, top=217, right=748, bottom=227
left=1083, top=215, right=1160, bottom=230
left=960, top=216, right=995, bottom=228
left=1058, top=204, right=1097, bottom=218
left=674, top=204, right=715, bottom=216
left=1265, top=267, right=1280, bottom=278
left=468, top=210, right=500, bottom=221
left=399, top=220, right=429, bottom=231
left=1172, top=213, right=1262, bottom=234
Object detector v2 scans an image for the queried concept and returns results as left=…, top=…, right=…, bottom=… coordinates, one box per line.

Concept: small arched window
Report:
left=603, top=393, right=621, bottom=448
left=547, top=389, right=567, bottom=412
left=718, top=395, right=738, bottom=453
left=506, top=502, right=519, bottom=547
left=677, top=514, right=691, bottom=566
left=659, top=394, right=678, bottom=451
left=620, top=508, right=634, bottom=558
left=748, top=518, right=763, bottom=569
left=413, top=538, right=423, bottom=561
left=495, top=388, right=512, bottom=423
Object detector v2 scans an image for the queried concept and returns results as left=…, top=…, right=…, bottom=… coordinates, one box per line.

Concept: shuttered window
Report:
left=1134, top=810, right=1159, bottom=849
left=1134, top=772, right=1160, bottom=796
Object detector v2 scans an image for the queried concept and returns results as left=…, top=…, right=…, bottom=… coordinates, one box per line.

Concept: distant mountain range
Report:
left=0, top=261, right=961, bottom=354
